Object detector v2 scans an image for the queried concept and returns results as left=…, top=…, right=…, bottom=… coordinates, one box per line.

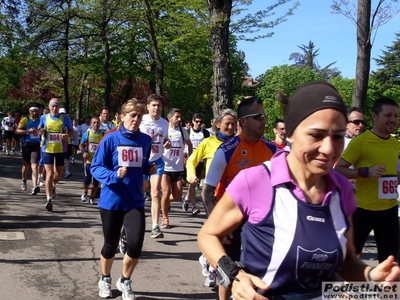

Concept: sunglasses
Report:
left=242, top=113, right=267, bottom=121
left=348, top=119, right=365, bottom=126
left=193, top=120, right=203, bottom=124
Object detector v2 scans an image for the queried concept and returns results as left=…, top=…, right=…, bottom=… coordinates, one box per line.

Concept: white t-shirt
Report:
left=71, top=125, right=80, bottom=145
left=139, top=114, right=169, bottom=162
left=2, top=117, right=16, bottom=132
left=79, top=123, right=91, bottom=137
left=163, top=126, right=189, bottom=172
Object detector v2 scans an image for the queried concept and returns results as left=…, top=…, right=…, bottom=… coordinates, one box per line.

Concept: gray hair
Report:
left=213, top=108, right=237, bottom=132
left=167, top=108, right=181, bottom=119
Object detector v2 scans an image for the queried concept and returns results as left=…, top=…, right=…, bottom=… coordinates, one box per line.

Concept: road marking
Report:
left=0, top=231, right=25, bottom=240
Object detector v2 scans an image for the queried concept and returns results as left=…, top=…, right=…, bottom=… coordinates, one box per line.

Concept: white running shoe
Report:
left=64, top=170, right=72, bottom=178
left=21, top=181, right=27, bottom=191
left=116, top=277, right=135, bottom=300
left=98, top=276, right=112, bottom=298
left=204, top=270, right=217, bottom=287
left=199, top=254, right=209, bottom=277
left=81, top=192, right=87, bottom=201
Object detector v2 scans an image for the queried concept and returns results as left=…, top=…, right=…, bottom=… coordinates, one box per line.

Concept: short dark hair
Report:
left=274, top=118, right=285, bottom=129
left=347, top=107, right=363, bottom=118
left=100, top=106, right=110, bottom=113
left=147, top=94, right=163, bottom=105
left=372, top=97, right=398, bottom=115
left=237, top=96, right=263, bottom=118
left=192, top=113, right=204, bottom=121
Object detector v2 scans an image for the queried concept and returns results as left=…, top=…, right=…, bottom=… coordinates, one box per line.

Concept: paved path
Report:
left=0, top=150, right=378, bottom=300
left=0, top=151, right=216, bottom=300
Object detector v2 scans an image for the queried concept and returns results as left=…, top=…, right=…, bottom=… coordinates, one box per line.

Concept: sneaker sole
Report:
left=32, top=187, right=40, bottom=195
left=45, top=202, right=53, bottom=211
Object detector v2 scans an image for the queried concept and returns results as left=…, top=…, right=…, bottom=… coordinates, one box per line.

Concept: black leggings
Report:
left=353, top=206, right=399, bottom=263
left=100, top=207, right=145, bottom=259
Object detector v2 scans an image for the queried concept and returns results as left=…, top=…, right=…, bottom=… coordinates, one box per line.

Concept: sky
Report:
left=236, top=0, right=400, bottom=79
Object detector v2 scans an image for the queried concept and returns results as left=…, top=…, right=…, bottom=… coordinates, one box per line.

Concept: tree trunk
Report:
left=352, top=0, right=372, bottom=112
left=208, top=0, right=233, bottom=117
left=143, top=0, right=164, bottom=96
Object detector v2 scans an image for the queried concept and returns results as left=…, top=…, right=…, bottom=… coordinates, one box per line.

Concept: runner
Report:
left=160, top=108, right=192, bottom=230
left=38, top=98, right=73, bottom=211
left=15, top=105, right=41, bottom=194
left=201, top=97, right=277, bottom=297
left=2, top=111, right=17, bottom=155
left=182, top=113, right=209, bottom=214
left=139, top=94, right=170, bottom=239
left=80, top=117, right=103, bottom=204
left=91, top=99, right=155, bottom=300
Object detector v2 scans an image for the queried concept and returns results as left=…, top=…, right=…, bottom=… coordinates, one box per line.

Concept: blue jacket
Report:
left=91, top=125, right=152, bottom=211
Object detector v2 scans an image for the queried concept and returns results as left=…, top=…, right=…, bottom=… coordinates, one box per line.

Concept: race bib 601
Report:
left=117, top=146, right=143, bottom=167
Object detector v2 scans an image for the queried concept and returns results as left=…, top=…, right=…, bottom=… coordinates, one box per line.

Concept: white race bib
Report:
left=30, top=132, right=39, bottom=139
left=117, top=146, right=143, bottom=167
left=48, top=132, right=61, bottom=144
left=378, top=176, right=398, bottom=199
left=88, top=142, right=99, bottom=153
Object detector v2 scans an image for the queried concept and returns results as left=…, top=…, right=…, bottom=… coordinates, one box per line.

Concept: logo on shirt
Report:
left=241, top=149, right=248, bottom=156
left=306, top=216, right=325, bottom=223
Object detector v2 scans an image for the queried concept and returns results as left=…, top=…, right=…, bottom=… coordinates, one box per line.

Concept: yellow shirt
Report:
left=45, top=114, right=65, bottom=153
left=186, top=135, right=223, bottom=182
left=341, top=130, right=399, bottom=211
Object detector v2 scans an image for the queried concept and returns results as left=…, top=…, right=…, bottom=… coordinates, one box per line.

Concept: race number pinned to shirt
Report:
left=378, top=176, right=398, bottom=199
left=30, top=132, right=39, bottom=139
left=118, top=146, right=143, bottom=167
left=89, top=142, right=99, bottom=153
left=48, top=132, right=61, bottom=143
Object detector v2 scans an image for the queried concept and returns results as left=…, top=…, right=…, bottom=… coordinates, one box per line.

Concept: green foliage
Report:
left=255, top=65, right=322, bottom=139
left=372, top=32, right=400, bottom=90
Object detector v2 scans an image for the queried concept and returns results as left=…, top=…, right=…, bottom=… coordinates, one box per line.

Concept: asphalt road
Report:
left=0, top=150, right=217, bottom=300
left=0, top=150, right=379, bottom=300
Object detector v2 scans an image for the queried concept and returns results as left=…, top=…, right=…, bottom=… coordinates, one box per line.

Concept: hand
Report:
left=232, top=270, right=269, bottom=300
left=82, top=152, right=88, bottom=159
left=61, top=133, right=68, bottom=140
left=149, top=163, right=157, bottom=175
left=369, top=255, right=400, bottom=282
left=369, top=165, right=386, bottom=177
left=221, top=233, right=234, bottom=245
left=117, top=166, right=128, bottom=179
left=164, top=140, right=171, bottom=149
left=189, top=175, right=199, bottom=184
left=28, top=128, right=37, bottom=134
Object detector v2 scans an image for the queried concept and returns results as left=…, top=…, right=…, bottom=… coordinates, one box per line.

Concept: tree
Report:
left=289, top=41, right=340, bottom=80
left=372, top=32, right=400, bottom=90
left=207, top=0, right=299, bottom=117
left=255, top=65, right=322, bottom=139
left=331, top=0, right=400, bottom=112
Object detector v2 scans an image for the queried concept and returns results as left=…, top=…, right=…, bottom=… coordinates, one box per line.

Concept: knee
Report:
left=101, top=243, right=116, bottom=259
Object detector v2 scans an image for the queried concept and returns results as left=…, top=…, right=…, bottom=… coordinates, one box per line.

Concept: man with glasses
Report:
left=182, top=113, right=209, bottom=215
left=272, top=118, right=291, bottom=151
left=344, top=107, right=365, bottom=149
left=202, top=96, right=277, bottom=299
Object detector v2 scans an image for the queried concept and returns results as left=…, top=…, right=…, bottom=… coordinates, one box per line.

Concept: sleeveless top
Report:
left=240, top=162, right=349, bottom=299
